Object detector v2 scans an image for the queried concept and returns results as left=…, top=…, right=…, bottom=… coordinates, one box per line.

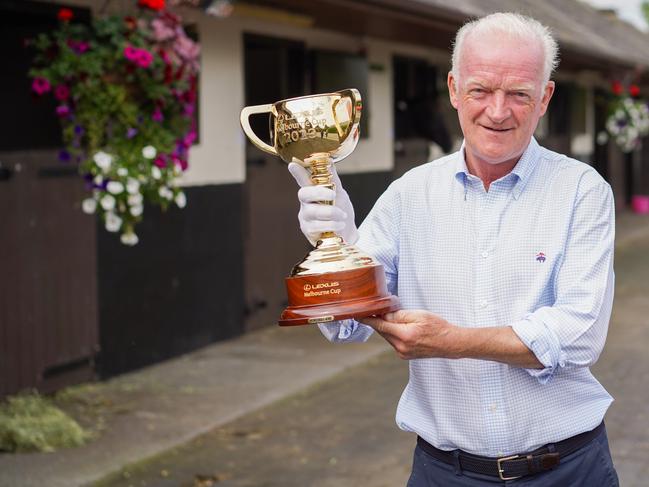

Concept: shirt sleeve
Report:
left=511, top=178, right=615, bottom=384
left=316, top=179, right=402, bottom=344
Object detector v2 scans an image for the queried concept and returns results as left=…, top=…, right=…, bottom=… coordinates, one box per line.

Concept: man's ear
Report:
left=539, top=80, right=555, bottom=117
left=448, top=72, right=459, bottom=110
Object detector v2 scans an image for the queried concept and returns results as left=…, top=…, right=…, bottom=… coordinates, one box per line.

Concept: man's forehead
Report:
left=462, top=31, right=542, bottom=61
left=458, top=32, right=544, bottom=79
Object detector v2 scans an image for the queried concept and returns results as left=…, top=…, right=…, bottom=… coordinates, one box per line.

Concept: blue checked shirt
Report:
left=319, top=137, right=615, bottom=456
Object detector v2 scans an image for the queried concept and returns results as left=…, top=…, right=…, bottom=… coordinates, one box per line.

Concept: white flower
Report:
left=100, top=194, right=116, bottom=211
left=107, top=181, right=125, bottom=194
left=130, top=205, right=143, bottom=217
left=82, top=198, right=97, bottom=214
left=94, top=175, right=104, bottom=185
left=128, top=193, right=143, bottom=206
left=158, top=186, right=173, bottom=200
left=93, top=151, right=113, bottom=170
left=596, top=131, right=609, bottom=145
left=117, top=167, right=128, bottom=177
left=120, top=231, right=139, bottom=246
left=126, top=178, right=140, bottom=194
left=175, top=191, right=187, bottom=208
left=151, top=166, right=162, bottom=180
left=105, top=212, right=122, bottom=232
left=142, top=145, right=157, bottom=159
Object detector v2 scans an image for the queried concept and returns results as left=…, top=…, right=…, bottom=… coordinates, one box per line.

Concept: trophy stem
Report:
left=306, top=152, right=338, bottom=241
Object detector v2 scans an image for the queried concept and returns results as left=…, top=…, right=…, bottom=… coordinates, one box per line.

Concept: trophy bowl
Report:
left=240, top=89, right=400, bottom=326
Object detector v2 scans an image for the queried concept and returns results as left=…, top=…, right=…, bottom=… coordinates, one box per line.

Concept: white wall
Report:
left=182, top=9, right=461, bottom=184
left=182, top=14, right=245, bottom=185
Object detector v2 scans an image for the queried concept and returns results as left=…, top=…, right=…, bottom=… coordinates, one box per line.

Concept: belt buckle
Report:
left=497, top=455, right=522, bottom=481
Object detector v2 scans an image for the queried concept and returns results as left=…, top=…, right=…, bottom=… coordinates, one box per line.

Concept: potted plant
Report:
left=29, top=0, right=200, bottom=244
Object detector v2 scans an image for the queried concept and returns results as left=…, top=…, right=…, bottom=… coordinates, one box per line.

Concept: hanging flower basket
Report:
left=600, top=82, right=649, bottom=154
left=29, top=0, right=200, bottom=245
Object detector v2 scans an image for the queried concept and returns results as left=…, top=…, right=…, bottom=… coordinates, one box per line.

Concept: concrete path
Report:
left=0, top=325, right=390, bottom=487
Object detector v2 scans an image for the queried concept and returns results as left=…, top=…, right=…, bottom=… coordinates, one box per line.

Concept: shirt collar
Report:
left=454, top=137, right=540, bottom=200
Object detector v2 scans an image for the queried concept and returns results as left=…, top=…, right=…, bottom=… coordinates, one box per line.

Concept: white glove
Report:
left=288, top=162, right=359, bottom=246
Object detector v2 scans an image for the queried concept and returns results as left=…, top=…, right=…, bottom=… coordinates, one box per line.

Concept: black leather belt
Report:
left=417, top=422, right=605, bottom=481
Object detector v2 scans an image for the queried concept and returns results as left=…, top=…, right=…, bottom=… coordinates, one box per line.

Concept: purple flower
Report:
left=152, top=108, right=164, bottom=122
left=126, top=127, right=138, bottom=138
left=74, top=125, right=84, bottom=135
left=58, top=149, right=71, bottom=162
left=183, top=103, right=195, bottom=117
left=32, top=77, right=51, bottom=95
left=83, top=173, right=94, bottom=189
left=56, top=105, right=71, bottom=117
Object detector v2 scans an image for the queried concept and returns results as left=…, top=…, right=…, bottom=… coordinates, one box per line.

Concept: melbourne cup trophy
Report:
left=240, top=89, right=400, bottom=326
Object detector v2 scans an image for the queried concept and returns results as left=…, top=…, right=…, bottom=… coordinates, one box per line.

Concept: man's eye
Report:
left=470, top=88, right=485, bottom=95
left=513, top=92, right=529, bottom=99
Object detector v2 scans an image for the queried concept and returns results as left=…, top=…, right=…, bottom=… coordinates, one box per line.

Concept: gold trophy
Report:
left=240, top=89, right=400, bottom=326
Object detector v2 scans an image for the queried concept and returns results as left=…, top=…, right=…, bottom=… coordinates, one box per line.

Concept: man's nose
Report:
left=485, top=91, right=510, bottom=123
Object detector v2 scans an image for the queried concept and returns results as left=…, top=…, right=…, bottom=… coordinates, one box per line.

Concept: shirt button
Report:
left=489, top=404, right=497, bottom=412
left=480, top=300, right=488, bottom=308
left=481, top=251, right=489, bottom=258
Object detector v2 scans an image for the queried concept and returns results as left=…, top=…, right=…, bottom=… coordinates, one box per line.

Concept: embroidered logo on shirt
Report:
left=536, top=252, right=546, bottom=263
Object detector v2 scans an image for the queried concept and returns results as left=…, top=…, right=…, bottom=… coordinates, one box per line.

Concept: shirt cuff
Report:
left=318, top=319, right=374, bottom=343
left=511, top=318, right=564, bottom=384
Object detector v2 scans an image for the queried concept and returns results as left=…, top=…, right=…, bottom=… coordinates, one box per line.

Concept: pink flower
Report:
left=68, top=40, right=90, bottom=54
left=32, top=77, right=51, bottom=95
left=54, top=85, right=70, bottom=101
left=183, top=103, right=195, bottom=117
left=151, top=18, right=175, bottom=41
left=153, top=155, right=167, bottom=168
left=56, top=105, right=71, bottom=117
left=183, top=130, right=197, bottom=147
left=135, top=49, right=153, bottom=68
left=174, top=35, right=200, bottom=71
left=124, top=45, right=153, bottom=68
left=124, top=45, right=139, bottom=62
left=152, top=107, right=164, bottom=122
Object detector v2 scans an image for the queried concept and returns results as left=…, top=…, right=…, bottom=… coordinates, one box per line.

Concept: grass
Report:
left=0, top=391, right=90, bottom=453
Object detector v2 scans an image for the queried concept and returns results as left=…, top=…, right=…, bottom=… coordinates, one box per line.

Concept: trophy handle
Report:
left=240, top=104, right=278, bottom=156
left=337, top=88, right=362, bottom=125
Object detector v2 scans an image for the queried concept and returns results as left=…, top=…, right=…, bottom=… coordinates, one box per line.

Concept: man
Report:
left=289, top=12, right=617, bottom=486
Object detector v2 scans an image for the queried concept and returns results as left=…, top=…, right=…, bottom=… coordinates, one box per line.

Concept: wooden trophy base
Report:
left=278, top=265, right=400, bottom=326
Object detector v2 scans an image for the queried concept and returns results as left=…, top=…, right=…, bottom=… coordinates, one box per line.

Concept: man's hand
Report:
left=362, top=310, right=456, bottom=360
left=288, top=162, right=359, bottom=246
left=362, top=310, right=544, bottom=368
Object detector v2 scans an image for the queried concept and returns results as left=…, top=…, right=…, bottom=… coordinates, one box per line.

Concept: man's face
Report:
left=448, top=33, right=555, bottom=168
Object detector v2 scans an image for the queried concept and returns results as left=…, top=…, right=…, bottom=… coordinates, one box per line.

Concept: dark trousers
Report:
left=407, top=426, right=619, bottom=486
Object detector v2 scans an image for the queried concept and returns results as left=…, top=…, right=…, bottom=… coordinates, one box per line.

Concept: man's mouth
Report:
left=481, top=125, right=513, bottom=132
